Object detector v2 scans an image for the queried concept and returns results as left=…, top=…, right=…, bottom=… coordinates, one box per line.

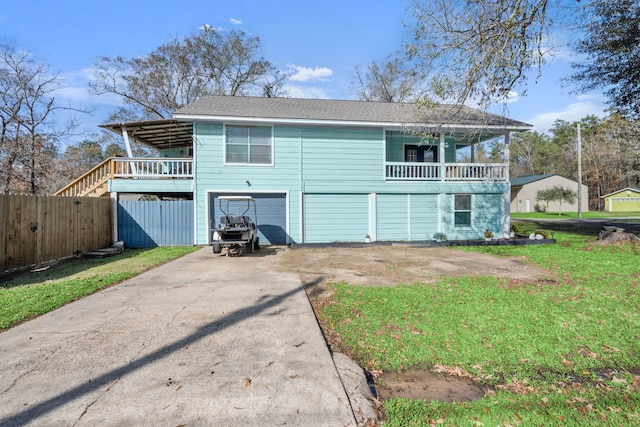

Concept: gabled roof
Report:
left=174, top=96, right=532, bottom=131
left=101, top=96, right=532, bottom=150
left=600, top=187, right=640, bottom=198
left=510, top=174, right=556, bottom=187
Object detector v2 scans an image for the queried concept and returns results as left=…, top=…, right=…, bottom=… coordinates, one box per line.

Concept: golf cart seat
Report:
left=221, top=215, right=251, bottom=227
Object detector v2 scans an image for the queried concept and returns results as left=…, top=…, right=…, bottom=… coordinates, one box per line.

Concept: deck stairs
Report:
left=55, top=158, right=114, bottom=198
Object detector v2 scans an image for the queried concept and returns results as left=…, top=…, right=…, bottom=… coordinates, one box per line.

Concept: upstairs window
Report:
left=225, top=125, right=272, bottom=165
left=454, top=194, right=472, bottom=227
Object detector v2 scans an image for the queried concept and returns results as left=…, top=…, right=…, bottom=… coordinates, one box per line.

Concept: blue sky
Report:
left=1, top=0, right=607, bottom=145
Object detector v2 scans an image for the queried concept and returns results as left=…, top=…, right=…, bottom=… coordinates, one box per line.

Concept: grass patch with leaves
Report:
left=510, top=211, right=640, bottom=219
left=0, top=246, right=199, bottom=330
left=319, top=229, right=640, bottom=426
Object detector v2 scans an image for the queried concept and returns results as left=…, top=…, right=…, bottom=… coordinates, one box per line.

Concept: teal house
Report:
left=58, top=96, right=532, bottom=246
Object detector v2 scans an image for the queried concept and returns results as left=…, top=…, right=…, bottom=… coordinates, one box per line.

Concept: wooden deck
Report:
left=55, top=158, right=194, bottom=197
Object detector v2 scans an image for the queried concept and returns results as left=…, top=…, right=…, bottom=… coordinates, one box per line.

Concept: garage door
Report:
left=209, top=193, right=287, bottom=244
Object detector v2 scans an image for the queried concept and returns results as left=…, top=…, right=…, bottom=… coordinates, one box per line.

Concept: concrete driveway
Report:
left=0, top=247, right=357, bottom=426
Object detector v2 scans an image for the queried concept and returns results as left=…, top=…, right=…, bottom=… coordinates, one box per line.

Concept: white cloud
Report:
left=283, top=84, right=331, bottom=99
left=527, top=94, right=607, bottom=133
left=285, top=64, right=333, bottom=82
left=230, top=18, right=242, bottom=25
left=199, top=23, right=225, bottom=31
left=56, top=67, right=122, bottom=107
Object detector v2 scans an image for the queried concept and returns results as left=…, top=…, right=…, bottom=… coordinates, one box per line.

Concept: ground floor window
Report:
left=454, top=194, right=471, bottom=227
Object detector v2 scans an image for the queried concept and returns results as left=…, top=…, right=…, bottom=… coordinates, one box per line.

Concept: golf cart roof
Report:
left=218, top=196, right=255, bottom=201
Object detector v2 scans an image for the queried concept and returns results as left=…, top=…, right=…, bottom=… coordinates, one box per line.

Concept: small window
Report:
left=225, top=125, right=272, bottom=165
left=454, top=194, right=471, bottom=227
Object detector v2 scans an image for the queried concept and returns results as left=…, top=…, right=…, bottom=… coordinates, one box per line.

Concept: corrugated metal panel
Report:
left=118, top=200, right=194, bottom=248
left=161, top=200, right=195, bottom=246
left=304, top=194, right=368, bottom=243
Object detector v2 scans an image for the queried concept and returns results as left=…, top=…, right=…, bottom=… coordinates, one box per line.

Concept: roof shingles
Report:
left=174, top=96, right=532, bottom=129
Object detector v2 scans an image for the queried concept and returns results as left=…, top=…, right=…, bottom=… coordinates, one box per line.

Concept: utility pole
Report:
left=577, top=123, right=583, bottom=219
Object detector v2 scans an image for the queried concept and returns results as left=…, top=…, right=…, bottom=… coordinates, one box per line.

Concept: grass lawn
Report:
left=511, top=211, right=640, bottom=219
left=320, top=223, right=640, bottom=426
left=0, top=246, right=200, bottom=330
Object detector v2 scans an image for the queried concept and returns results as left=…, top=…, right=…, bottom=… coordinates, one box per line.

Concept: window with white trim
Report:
left=225, top=125, right=272, bottom=164
left=454, top=194, right=472, bottom=227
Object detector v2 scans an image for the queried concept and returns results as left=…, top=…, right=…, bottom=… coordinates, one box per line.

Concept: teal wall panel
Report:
left=301, top=127, right=384, bottom=186
left=109, top=179, right=193, bottom=194
left=443, top=192, right=505, bottom=240
left=304, top=194, right=369, bottom=243
left=409, top=193, right=440, bottom=241
left=377, top=194, right=409, bottom=241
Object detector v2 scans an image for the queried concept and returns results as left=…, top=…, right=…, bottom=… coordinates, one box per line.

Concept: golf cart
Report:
left=211, top=196, right=260, bottom=256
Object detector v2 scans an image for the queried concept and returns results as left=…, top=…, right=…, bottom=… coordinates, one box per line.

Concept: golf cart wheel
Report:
left=212, top=243, right=222, bottom=254
left=246, top=239, right=254, bottom=254
left=253, top=237, right=260, bottom=250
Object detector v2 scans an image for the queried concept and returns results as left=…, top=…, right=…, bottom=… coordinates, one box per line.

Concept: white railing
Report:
left=385, top=162, right=440, bottom=180
left=386, top=162, right=507, bottom=182
left=113, top=158, right=193, bottom=178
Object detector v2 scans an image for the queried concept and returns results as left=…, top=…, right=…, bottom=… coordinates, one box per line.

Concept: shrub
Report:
left=433, top=232, right=447, bottom=242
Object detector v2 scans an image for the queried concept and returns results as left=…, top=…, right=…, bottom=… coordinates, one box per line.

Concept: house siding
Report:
left=109, top=179, right=193, bottom=194
left=190, top=121, right=511, bottom=244
left=304, top=193, right=369, bottom=243
left=301, top=127, right=384, bottom=188
left=409, top=193, right=441, bottom=241
left=377, top=194, right=410, bottom=241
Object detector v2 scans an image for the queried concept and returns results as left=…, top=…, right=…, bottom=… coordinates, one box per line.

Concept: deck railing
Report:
left=113, top=158, right=193, bottom=178
left=385, top=162, right=507, bottom=182
left=55, top=158, right=115, bottom=197
left=55, top=157, right=194, bottom=198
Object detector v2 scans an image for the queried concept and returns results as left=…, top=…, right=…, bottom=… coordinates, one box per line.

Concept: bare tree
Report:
left=0, top=42, right=80, bottom=194
left=407, top=0, right=584, bottom=110
left=91, top=27, right=288, bottom=122
left=352, top=55, right=423, bottom=102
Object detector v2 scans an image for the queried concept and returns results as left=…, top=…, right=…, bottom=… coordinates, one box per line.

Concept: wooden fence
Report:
left=1, top=194, right=114, bottom=272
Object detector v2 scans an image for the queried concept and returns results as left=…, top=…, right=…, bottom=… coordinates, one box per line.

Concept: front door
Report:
left=404, top=145, right=438, bottom=163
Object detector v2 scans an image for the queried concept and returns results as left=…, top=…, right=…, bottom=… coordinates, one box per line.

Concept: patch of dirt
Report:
left=377, top=369, right=486, bottom=402
left=273, top=244, right=555, bottom=405
left=274, top=244, right=553, bottom=292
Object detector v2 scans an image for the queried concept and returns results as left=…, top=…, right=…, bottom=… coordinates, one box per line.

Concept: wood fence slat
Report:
left=1, top=194, right=113, bottom=273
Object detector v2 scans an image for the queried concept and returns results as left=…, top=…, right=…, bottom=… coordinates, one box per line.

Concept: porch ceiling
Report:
left=100, top=119, right=193, bottom=150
